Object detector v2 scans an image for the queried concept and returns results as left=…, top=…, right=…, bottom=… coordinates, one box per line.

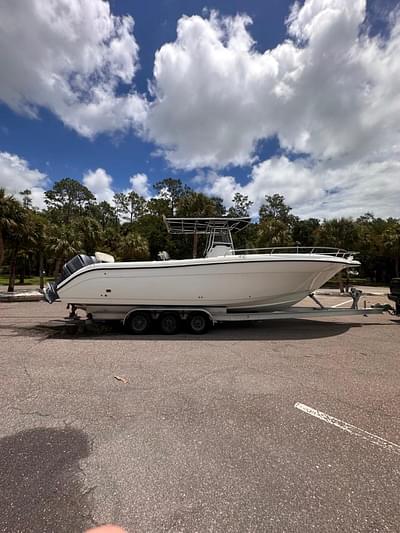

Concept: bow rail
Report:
left=229, top=246, right=357, bottom=258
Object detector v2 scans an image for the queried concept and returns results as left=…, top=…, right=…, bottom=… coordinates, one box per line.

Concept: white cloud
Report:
left=0, top=152, right=47, bottom=209
left=147, top=2, right=400, bottom=168
left=147, top=0, right=400, bottom=217
left=146, top=1, right=400, bottom=168
left=83, top=169, right=151, bottom=202
left=200, top=155, right=400, bottom=219
left=146, top=11, right=268, bottom=169
left=82, top=168, right=114, bottom=203
left=0, top=0, right=147, bottom=137
left=128, top=173, right=151, bottom=198
left=1, top=0, right=399, bottom=219
left=0, top=154, right=152, bottom=212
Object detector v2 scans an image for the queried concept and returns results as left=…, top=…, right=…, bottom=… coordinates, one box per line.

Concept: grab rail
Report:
left=228, top=246, right=358, bottom=258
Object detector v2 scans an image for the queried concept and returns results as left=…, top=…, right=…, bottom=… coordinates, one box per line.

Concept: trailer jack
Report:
left=309, top=287, right=362, bottom=311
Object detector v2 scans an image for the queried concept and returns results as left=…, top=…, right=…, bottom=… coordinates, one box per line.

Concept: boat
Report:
left=44, top=217, right=360, bottom=317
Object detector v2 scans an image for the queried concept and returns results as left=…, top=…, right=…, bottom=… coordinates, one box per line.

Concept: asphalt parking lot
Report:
left=1, top=291, right=399, bottom=532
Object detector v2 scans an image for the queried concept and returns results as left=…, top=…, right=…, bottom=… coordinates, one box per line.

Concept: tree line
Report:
left=1, top=177, right=399, bottom=292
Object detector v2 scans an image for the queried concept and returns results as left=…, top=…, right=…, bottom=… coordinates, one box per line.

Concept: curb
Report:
left=0, top=291, right=44, bottom=302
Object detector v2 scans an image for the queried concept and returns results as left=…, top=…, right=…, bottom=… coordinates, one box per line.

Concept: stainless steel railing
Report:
left=228, top=246, right=357, bottom=258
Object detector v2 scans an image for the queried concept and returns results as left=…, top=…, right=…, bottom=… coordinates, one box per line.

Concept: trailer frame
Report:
left=66, top=287, right=385, bottom=335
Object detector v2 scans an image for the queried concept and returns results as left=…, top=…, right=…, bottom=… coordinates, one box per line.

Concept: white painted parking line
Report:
left=331, top=299, right=354, bottom=308
left=295, top=402, right=400, bottom=455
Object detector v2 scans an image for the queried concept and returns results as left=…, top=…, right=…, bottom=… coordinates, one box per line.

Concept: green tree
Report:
left=176, top=191, right=225, bottom=217
left=0, top=188, right=22, bottom=266
left=257, top=194, right=297, bottom=247
left=19, top=189, right=33, bottom=209
left=226, top=193, right=254, bottom=250
left=292, top=218, right=320, bottom=246
left=6, top=206, right=32, bottom=292
left=227, top=193, right=253, bottom=217
left=146, top=197, right=171, bottom=218
left=316, top=218, right=358, bottom=250
left=316, top=218, right=359, bottom=292
left=46, top=224, right=82, bottom=276
left=113, top=192, right=129, bottom=220
left=126, top=192, right=147, bottom=223
left=133, top=215, right=171, bottom=259
left=259, top=194, right=296, bottom=226
left=31, top=212, right=48, bottom=289
left=44, top=178, right=95, bottom=224
left=113, top=192, right=146, bottom=223
left=16, top=225, right=40, bottom=285
left=355, top=213, right=388, bottom=281
left=256, top=218, right=293, bottom=247
left=209, top=196, right=226, bottom=216
left=73, top=217, right=102, bottom=255
left=119, top=230, right=150, bottom=261
left=87, top=201, right=119, bottom=230
left=153, top=178, right=190, bottom=215
left=175, top=192, right=226, bottom=257
left=383, top=220, right=400, bottom=277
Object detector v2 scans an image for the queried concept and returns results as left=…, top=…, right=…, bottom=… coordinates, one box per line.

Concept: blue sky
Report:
left=0, top=0, right=399, bottom=218
left=0, top=0, right=290, bottom=186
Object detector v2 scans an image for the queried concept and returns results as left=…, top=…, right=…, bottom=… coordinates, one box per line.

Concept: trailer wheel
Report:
left=187, top=312, right=209, bottom=334
left=158, top=312, right=180, bottom=335
left=127, top=311, right=151, bottom=334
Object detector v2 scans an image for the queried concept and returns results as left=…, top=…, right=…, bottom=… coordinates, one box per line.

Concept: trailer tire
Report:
left=127, top=311, right=151, bottom=334
left=187, top=312, right=209, bottom=334
left=158, top=312, right=180, bottom=335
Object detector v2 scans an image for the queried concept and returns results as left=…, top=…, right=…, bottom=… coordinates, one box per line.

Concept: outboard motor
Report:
left=388, top=278, right=400, bottom=315
left=59, top=254, right=97, bottom=284
left=44, top=254, right=101, bottom=303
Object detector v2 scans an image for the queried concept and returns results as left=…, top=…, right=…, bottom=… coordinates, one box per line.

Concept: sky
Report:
left=0, top=0, right=399, bottom=219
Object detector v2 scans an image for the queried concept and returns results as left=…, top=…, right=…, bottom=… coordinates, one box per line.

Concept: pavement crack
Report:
left=81, top=484, right=97, bottom=498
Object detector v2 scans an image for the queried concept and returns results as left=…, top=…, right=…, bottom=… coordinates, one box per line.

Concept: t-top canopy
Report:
left=164, top=216, right=251, bottom=234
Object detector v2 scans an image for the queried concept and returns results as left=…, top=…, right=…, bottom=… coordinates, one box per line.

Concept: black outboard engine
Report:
left=44, top=254, right=97, bottom=303
left=388, top=278, right=400, bottom=315
left=59, top=254, right=97, bottom=284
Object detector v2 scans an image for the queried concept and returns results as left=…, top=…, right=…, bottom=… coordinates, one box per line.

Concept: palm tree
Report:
left=27, top=212, right=48, bottom=289
left=46, top=225, right=82, bottom=277
left=0, top=188, right=22, bottom=266
left=73, top=216, right=102, bottom=255
left=6, top=207, right=32, bottom=292
left=119, top=231, right=149, bottom=261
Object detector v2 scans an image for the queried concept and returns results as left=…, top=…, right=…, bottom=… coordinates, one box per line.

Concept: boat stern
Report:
left=43, top=252, right=115, bottom=304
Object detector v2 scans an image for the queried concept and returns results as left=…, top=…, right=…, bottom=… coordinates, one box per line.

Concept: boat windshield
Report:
left=204, top=229, right=234, bottom=255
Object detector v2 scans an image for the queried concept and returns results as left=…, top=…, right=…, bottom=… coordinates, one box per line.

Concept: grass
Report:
left=0, top=275, right=54, bottom=286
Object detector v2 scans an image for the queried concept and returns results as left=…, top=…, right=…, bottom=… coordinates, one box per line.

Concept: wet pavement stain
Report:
left=0, top=427, right=94, bottom=533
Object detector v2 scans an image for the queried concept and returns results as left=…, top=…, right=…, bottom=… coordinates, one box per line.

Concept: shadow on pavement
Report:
left=19, top=318, right=373, bottom=341
left=0, top=317, right=395, bottom=342
left=0, top=427, right=94, bottom=533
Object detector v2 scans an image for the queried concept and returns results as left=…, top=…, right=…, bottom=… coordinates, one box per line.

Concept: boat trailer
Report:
left=64, top=287, right=389, bottom=335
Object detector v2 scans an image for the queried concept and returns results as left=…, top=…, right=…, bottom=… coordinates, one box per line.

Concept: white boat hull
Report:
left=55, top=254, right=358, bottom=311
